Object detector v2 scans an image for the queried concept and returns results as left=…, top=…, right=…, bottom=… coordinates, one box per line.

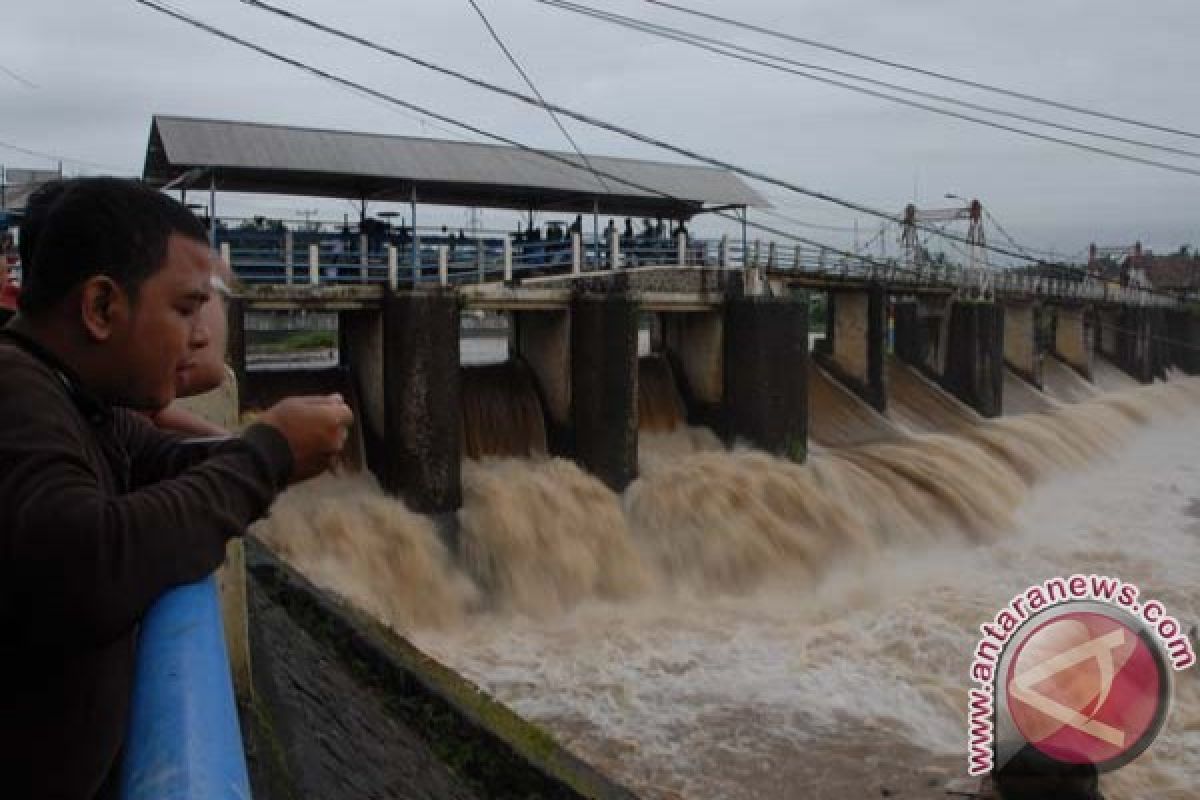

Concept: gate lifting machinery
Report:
left=899, top=198, right=990, bottom=297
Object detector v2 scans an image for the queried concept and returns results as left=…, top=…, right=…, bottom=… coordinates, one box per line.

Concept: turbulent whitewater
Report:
left=254, top=375, right=1200, bottom=799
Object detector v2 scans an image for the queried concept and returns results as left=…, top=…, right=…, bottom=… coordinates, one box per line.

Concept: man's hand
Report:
left=258, top=394, right=354, bottom=483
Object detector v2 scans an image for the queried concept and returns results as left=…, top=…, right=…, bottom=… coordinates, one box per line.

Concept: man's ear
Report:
left=79, top=276, right=129, bottom=342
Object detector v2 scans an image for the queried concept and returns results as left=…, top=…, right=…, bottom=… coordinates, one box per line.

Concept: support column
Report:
left=1116, top=307, right=1155, bottom=384
left=339, top=310, right=384, bottom=476
left=513, top=310, right=572, bottom=454
left=225, top=296, right=248, bottom=406
left=723, top=296, right=808, bottom=461
left=818, top=286, right=886, bottom=412
left=1166, top=309, right=1200, bottom=375
left=941, top=302, right=1004, bottom=418
left=571, top=293, right=639, bottom=492
left=1054, top=305, right=1092, bottom=381
left=382, top=291, right=462, bottom=512
left=1002, top=301, right=1042, bottom=387
left=892, top=300, right=924, bottom=366
left=662, top=310, right=725, bottom=432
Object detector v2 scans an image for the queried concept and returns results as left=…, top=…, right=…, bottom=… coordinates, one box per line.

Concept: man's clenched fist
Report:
left=258, top=393, right=354, bottom=482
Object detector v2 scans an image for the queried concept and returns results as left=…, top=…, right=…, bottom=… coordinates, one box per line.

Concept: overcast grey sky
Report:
left=3, top=0, right=1200, bottom=260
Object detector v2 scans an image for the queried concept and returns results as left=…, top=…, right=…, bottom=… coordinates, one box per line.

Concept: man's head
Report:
left=18, top=177, right=214, bottom=410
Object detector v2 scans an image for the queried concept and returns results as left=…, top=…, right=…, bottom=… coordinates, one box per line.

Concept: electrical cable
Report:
left=644, top=0, right=1200, bottom=143
left=0, top=63, right=38, bottom=90
left=535, top=0, right=1200, bottom=177
left=0, top=138, right=133, bottom=173
left=136, top=0, right=1182, bottom=300
left=464, top=0, right=611, bottom=192
left=233, top=0, right=1065, bottom=264
left=535, top=0, right=1200, bottom=162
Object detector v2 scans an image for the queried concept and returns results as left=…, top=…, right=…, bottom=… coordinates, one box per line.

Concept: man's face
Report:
left=109, top=234, right=213, bottom=409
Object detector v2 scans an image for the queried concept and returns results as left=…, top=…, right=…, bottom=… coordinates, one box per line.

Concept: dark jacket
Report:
left=0, top=330, right=293, bottom=799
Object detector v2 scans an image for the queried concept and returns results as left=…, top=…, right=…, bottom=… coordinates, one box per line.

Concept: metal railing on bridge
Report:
left=217, top=226, right=1180, bottom=308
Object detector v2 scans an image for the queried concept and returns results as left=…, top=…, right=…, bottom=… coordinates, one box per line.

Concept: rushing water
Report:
left=254, top=364, right=1200, bottom=799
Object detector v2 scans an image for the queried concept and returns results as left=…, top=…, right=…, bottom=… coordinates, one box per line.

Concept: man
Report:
left=0, top=177, right=353, bottom=798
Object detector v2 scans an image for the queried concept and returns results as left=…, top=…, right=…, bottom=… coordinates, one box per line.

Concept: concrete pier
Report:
left=1166, top=310, right=1200, bottom=375
left=1002, top=301, right=1042, bottom=387
left=511, top=310, right=572, bottom=453
left=1114, top=307, right=1157, bottom=384
left=820, top=287, right=886, bottom=412
left=661, top=310, right=725, bottom=431
left=892, top=301, right=924, bottom=368
left=571, top=293, right=639, bottom=492
left=723, top=296, right=808, bottom=461
left=339, top=310, right=385, bottom=473
left=1053, top=306, right=1092, bottom=382
left=941, top=302, right=1004, bottom=418
left=382, top=292, right=462, bottom=513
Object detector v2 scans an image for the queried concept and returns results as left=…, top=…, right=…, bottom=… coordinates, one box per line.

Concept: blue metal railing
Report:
left=120, top=575, right=251, bottom=800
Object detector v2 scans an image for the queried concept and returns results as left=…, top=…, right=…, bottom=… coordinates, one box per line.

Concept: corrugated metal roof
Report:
left=143, top=116, right=767, bottom=217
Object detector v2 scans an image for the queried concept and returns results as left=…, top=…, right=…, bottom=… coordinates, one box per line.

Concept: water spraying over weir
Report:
left=253, top=356, right=1200, bottom=798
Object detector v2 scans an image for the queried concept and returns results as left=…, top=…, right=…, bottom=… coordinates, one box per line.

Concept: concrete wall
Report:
left=662, top=310, right=724, bottom=429
left=893, top=301, right=924, bottom=367
left=1003, top=302, right=1042, bottom=387
left=723, top=296, right=808, bottom=461
left=1097, top=308, right=1120, bottom=359
left=340, top=311, right=385, bottom=465
left=513, top=311, right=572, bottom=450
left=571, top=293, right=639, bottom=492
left=1166, top=310, right=1200, bottom=375
left=383, top=292, right=462, bottom=513
left=1054, top=306, right=1092, bottom=381
left=823, top=288, right=886, bottom=411
left=942, top=302, right=1004, bottom=418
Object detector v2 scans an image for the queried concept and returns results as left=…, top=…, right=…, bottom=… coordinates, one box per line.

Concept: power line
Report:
left=137, top=0, right=1179, bottom=299
left=0, top=137, right=133, bottom=173
left=0, top=63, right=38, bottom=90
left=463, top=0, right=611, bottom=193
left=232, top=0, right=1053, bottom=263
left=535, top=1, right=1200, bottom=162
left=136, top=0, right=917, bottom=280
left=535, top=0, right=1200, bottom=178
left=644, top=0, right=1200, bottom=143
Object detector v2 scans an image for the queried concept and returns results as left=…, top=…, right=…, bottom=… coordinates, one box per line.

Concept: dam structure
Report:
left=138, top=116, right=1200, bottom=798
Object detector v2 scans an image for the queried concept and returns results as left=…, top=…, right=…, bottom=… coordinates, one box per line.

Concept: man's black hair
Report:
left=18, top=177, right=209, bottom=317
left=17, top=180, right=71, bottom=270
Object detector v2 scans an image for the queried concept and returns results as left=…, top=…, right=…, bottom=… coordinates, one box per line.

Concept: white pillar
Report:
left=609, top=228, right=620, bottom=270
left=309, top=243, right=320, bottom=286
left=283, top=230, right=294, bottom=285
left=677, top=232, right=687, bottom=267
left=572, top=232, right=582, bottom=275
left=503, top=235, right=513, bottom=282
left=219, top=241, right=231, bottom=268
left=438, top=245, right=449, bottom=287
left=387, top=244, right=398, bottom=290
left=719, top=235, right=730, bottom=268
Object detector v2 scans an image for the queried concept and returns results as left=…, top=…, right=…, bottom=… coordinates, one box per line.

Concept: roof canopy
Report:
left=142, top=116, right=767, bottom=219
